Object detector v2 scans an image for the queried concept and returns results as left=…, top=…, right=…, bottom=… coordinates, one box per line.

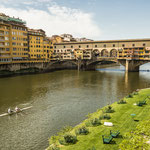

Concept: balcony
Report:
left=0, top=50, right=10, bottom=53
left=0, top=54, right=11, bottom=57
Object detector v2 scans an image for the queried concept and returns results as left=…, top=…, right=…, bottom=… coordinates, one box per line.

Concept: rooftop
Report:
left=28, top=28, right=46, bottom=36
left=0, top=13, right=26, bottom=25
left=55, top=38, right=150, bottom=45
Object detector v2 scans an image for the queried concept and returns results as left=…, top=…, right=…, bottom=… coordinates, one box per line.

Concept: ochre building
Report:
left=0, top=13, right=28, bottom=64
left=0, top=13, right=53, bottom=64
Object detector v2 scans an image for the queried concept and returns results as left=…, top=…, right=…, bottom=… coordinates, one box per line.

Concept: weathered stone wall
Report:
left=0, top=61, right=77, bottom=77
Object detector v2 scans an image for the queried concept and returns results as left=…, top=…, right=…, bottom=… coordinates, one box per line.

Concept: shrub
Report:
left=75, top=126, right=89, bottom=135
left=85, top=121, right=91, bottom=127
left=99, top=114, right=111, bottom=120
left=117, top=99, right=127, bottom=104
left=132, top=92, right=138, bottom=95
left=90, top=118, right=101, bottom=126
left=104, top=105, right=115, bottom=113
left=126, top=94, right=133, bottom=98
left=63, top=134, right=77, bottom=144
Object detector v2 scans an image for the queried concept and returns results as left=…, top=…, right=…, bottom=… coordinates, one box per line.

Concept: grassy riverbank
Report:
left=48, top=88, right=150, bottom=150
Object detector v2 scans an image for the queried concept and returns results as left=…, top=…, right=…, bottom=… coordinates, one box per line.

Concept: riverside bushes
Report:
left=132, top=91, right=138, bottom=95
left=64, top=134, right=77, bottom=144
left=126, top=94, right=133, bottom=98
left=90, top=118, right=101, bottom=126
left=75, top=126, right=89, bottom=135
left=85, top=118, right=101, bottom=127
left=117, top=99, right=127, bottom=104
left=59, top=134, right=77, bottom=145
left=99, top=114, right=111, bottom=120
left=104, top=105, right=115, bottom=113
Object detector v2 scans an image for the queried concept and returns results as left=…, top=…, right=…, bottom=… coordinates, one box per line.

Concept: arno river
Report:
left=0, top=64, right=150, bottom=150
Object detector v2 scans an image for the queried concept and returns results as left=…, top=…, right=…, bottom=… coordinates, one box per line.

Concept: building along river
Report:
left=0, top=64, right=150, bottom=150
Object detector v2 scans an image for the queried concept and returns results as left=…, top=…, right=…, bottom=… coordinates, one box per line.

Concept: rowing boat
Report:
left=0, top=106, right=32, bottom=117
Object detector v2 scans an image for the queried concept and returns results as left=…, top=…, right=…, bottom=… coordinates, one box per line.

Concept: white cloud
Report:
left=0, top=4, right=101, bottom=39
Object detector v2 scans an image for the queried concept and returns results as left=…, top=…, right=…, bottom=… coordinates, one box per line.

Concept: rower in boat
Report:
left=8, top=108, right=13, bottom=115
left=15, top=106, right=21, bottom=113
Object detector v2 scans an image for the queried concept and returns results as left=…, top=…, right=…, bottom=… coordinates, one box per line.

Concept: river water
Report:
left=0, top=64, right=150, bottom=150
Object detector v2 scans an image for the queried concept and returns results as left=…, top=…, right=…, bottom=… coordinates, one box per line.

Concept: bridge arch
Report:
left=101, top=49, right=109, bottom=57
left=110, top=49, right=117, bottom=57
left=92, top=49, right=100, bottom=57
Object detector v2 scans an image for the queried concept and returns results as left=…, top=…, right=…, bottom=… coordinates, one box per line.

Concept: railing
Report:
left=0, top=51, right=10, bottom=53
left=0, top=56, right=11, bottom=58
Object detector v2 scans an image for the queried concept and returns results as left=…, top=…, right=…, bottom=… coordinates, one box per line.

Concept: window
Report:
left=87, top=45, right=89, bottom=48
left=122, top=44, right=125, bottom=47
left=64, top=46, right=66, bottom=48
left=95, top=45, right=97, bottom=48
left=12, top=42, right=16, bottom=45
left=5, top=37, right=9, bottom=40
left=54, top=46, right=56, bottom=49
left=79, top=45, right=81, bottom=48
left=132, top=44, right=135, bottom=47
left=113, top=44, right=115, bottom=47
left=71, top=45, right=73, bottom=48
left=143, top=43, right=146, bottom=47
left=12, top=37, right=16, bottom=40
left=5, top=42, right=9, bottom=46
left=5, top=31, right=9, bottom=35
left=104, top=44, right=106, bottom=48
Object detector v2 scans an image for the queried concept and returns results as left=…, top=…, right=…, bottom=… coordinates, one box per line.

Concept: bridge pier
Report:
left=119, top=60, right=140, bottom=72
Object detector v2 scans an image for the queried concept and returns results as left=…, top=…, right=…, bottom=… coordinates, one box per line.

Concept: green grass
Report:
left=48, top=89, right=150, bottom=150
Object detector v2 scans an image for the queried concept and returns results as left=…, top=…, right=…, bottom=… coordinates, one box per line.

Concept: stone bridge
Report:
left=49, top=53, right=150, bottom=71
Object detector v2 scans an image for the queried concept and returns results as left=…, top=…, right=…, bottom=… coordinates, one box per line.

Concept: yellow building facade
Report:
left=0, top=13, right=53, bottom=64
left=0, top=13, right=28, bottom=64
left=28, top=29, right=53, bottom=62
left=28, top=29, right=45, bottom=62
left=43, top=38, right=53, bottom=62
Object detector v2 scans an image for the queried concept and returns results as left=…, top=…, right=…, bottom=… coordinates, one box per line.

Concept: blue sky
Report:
left=0, top=0, right=150, bottom=40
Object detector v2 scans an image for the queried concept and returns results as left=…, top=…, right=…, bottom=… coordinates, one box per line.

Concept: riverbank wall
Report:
left=0, top=62, right=77, bottom=77
left=0, top=61, right=118, bottom=77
